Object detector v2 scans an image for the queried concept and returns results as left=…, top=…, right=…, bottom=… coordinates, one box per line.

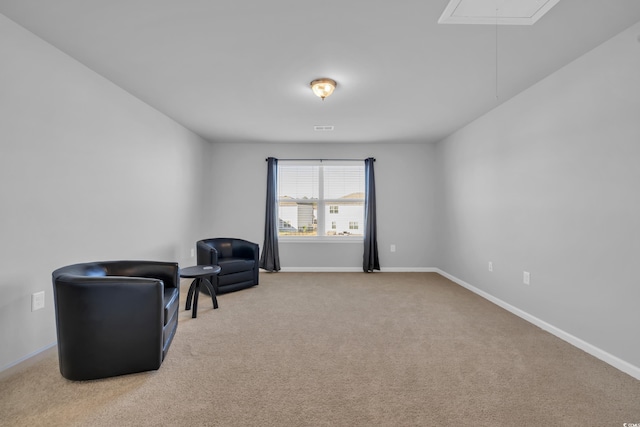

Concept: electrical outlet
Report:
left=523, top=271, right=531, bottom=285
left=488, top=261, right=493, bottom=272
left=190, top=248, right=195, bottom=257
left=32, top=291, right=45, bottom=311
left=390, top=244, right=396, bottom=253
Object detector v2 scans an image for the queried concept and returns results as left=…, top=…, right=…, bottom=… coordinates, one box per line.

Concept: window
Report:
left=277, top=161, right=365, bottom=238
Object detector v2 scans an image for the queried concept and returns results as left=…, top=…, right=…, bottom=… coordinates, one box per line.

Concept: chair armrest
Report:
left=197, top=240, right=219, bottom=265
left=104, top=261, right=179, bottom=289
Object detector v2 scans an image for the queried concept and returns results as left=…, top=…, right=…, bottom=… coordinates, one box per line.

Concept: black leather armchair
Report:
left=196, top=238, right=259, bottom=294
left=52, top=260, right=179, bottom=381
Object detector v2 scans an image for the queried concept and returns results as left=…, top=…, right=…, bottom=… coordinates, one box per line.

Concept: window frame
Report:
left=277, top=161, right=365, bottom=243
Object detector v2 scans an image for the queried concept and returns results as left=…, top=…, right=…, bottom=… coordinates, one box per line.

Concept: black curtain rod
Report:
left=265, top=158, right=375, bottom=162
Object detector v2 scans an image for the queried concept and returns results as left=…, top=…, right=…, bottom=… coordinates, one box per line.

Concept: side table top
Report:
left=179, top=265, right=221, bottom=278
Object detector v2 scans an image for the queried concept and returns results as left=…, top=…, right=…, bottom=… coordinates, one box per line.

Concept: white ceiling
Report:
left=1, top=0, right=640, bottom=144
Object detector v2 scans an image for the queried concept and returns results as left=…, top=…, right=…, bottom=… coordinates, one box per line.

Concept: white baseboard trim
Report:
left=276, top=267, right=438, bottom=273
left=435, top=269, right=640, bottom=381
left=1, top=341, right=57, bottom=375
left=278, top=267, right=362, bottom=272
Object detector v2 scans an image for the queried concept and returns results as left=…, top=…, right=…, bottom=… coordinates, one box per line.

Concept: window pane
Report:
left=323, top=165, right=364, bottom=199
left=279, top=201, right=317, bottom=236
left=277, top=162, right=364, bottom=239
left=278, top=165, right=319, bottom=199
left=323, top=201, right=363, bottom=236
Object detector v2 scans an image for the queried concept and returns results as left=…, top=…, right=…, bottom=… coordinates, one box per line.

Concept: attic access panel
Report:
left=438, top=0, right=561, bottom=25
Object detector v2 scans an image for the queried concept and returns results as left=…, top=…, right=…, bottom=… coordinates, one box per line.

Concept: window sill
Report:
left=279, top=237, right=364, bottom=243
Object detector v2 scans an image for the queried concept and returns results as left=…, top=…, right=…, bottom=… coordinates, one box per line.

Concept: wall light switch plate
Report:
left=523, top=271, right=531, bottom=285
left=488, top=261, right=493, bottom=272
left=32, top=291, right=45, bottom=311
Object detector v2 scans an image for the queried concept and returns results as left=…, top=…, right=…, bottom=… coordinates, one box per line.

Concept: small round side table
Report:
left=180, top=265, right=221, bottom=318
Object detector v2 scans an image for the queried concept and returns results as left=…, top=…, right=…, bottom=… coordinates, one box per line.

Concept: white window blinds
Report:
left=277, top=161, right=364, bottom=238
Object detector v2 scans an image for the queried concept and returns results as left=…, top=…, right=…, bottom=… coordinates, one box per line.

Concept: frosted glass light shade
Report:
left=310, top=78, right=337, bottom=100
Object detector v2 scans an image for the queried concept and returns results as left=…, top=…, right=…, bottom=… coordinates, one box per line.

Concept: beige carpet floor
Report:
left=1, top=272, right=639, bottom=426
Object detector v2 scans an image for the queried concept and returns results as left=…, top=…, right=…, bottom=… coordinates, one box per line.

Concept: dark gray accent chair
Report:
left=52, top=260, right=179, bottom=381
left=196, top=238, right=259, bottom=294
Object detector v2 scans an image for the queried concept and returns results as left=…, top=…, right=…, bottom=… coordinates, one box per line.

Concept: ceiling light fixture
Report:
left=310, top=78, right=337, bottom=101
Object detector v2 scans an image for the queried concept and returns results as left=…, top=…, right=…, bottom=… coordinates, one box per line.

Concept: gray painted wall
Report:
left=0, top=15, right=209, bottom=370
left=435, top=21, right=640, bottom=369
left=206, top=141, right=438, bottom=270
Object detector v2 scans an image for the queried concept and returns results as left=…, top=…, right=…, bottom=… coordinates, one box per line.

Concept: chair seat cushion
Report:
left=218, top=258, right=255, bottom=275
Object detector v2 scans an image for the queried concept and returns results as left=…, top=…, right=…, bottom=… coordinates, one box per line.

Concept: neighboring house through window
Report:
left=277, top=161, right=365, bottom=238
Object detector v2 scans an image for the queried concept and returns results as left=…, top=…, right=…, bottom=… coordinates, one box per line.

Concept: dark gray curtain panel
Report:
left=259, top=157, right=281, bottom=272
left=363, top=157, right=380, bottom=272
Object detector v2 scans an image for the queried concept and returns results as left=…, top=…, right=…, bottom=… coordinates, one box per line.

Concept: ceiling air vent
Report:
left=314, top=125, right=334, bottom=131
left=438, top=0, right=561, bottom=25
